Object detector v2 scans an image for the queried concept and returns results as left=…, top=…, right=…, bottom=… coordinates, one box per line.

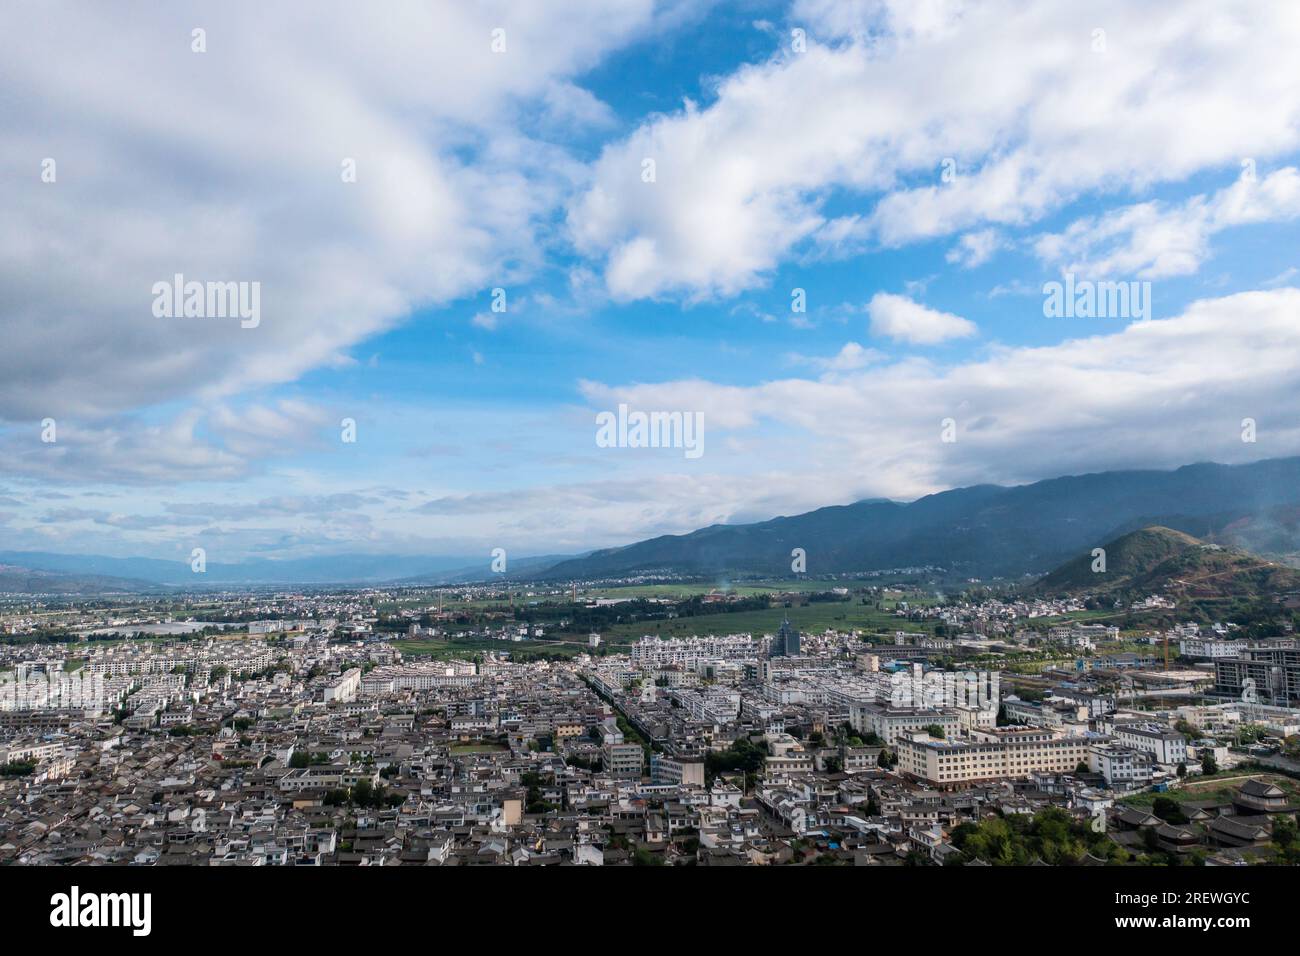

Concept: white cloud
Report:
left=0, top=400, right=331, bottom=485
left=792, top=0, right=969, bottom=44
left=0, top=1, right=665, bottom=421
left=581, top=288, right=1300, bottom=500
left=946, top=228, right=1004, bottom=268
left=0, top=411, right=245, bottom=484
left=867, top=293, right=976, bottom=344
left=569, top=1, right=1300, bottom=299
left=207, top=400, right=334, bottom=460
left=1035, top=167, right=1300, bottom=279
left=1263, top=267, right=1299, bottom=288
left=788, top=342, right=884, bottom=372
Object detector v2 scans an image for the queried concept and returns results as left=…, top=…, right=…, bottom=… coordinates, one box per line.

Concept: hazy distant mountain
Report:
left=14, top=457, right=1300, bottom=588
left=0, top=551, right=484, bottom=587
left=1033, top=526, right=1300, bottom=598
left=533, top=457, right=1300, bottom=581
left=0, top=563, right=160, bottom=595
left=393, top=553, right=586, bottom=586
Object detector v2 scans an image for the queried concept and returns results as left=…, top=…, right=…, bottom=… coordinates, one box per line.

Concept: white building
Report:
left=894, top=726, right=1097, bottom=788
left=1109, top=721, right=1188, bottom=767
left=1179, top=636, right=1249, bottom=660
left=848, top=702, right=962, bottom=744
left=1087, top=744, right=1154, bottom=790
left=323, top=667, right=362, bottom=703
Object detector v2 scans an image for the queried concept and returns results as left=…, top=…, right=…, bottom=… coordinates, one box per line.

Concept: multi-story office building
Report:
left=322, top=667, right=361, bottom=703
left=848, top=702, right=962, bottom=744
left=769, top=617, right=800, bottom=658
left=1108, top=721, right=1188, bottom=767
left=1215, top=648, right=1300, bottom=704
left=1180, top=636, right=1249, bottom=659
left=1087, top=743, right=1154, bottom=790
left=603, top=741, right=645, bottom=780
left=894, top=726, right=1096, bottom=789
left=650, top=753, right=705, bottom=787
left=629, top=635, right=757, bottom=668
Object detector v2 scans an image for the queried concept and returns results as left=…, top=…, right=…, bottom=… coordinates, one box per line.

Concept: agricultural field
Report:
left=391, top=637, right=597, bottom=660
left=580, top=579, right=895, bottom=600
left=594, top=597, right=935, bottom=642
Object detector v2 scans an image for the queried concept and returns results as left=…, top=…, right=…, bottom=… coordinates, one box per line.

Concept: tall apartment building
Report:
left=603, top=741, right=645, bottom=780
left=629, top=635, right=756, bottom=668
left=650, top=753, right=705, bottom=787
left=322, top=667, right=361, bottom=703
left=1215, top=648, right=1300, bottom=704
left=768, top=616, right=801, bottom=657
left=1179, top=636, right=1248, bottom=660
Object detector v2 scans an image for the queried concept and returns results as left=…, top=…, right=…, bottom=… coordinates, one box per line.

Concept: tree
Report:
left=1201, top=752, right=1218, bottom=776
left=632, top=847, right=663, bottom=866
left=704, top=737, right=767, bottom=785
left=1152, top=796, right=1188, bottom=825
left=1176, top=762, right=1187, bottom=778
left=922, top=724, right=946, bottom=739
left=1271, top=817, right=1300, bottom=865
left=351, top=778, right=375, bottom=807
left=949, top=807, right=1125, bottom=866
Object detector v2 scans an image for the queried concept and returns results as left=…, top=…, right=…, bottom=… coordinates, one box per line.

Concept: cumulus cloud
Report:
left=0, top=411, right=246, bottom=484
left=787, top=342, right=884, bottom=372
left=568, top=1, right=1300, bottom=299
left=582, top=288, right=1300, bottom=499
left=946, top=229, right=1004, bottom=268
left=866, top=293, right=976, bottom=344
left=0, top=400, right=331, bottom=485
left=0, top=0, right=665, bottom=421
left=1035, top=167, right=1300, bottom=279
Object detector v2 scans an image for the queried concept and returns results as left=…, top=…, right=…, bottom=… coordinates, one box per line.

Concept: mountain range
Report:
left=531, top=457, right=1300, bottom=582
left=0, top=563, right=158, bottom=595
left=1032, top=526, right=1300, bottom=599
left=8, top=456, right=1300, bottom=592
left=0, top=551, right=480, bottom=589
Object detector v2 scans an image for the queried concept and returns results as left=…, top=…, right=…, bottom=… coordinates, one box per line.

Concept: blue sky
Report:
left=2, top=0, right=1300, bottom=565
